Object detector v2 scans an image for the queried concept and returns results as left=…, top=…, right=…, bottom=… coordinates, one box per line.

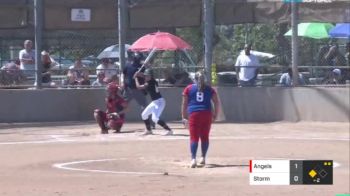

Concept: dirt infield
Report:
left=0, top=121, right=349, bottom=196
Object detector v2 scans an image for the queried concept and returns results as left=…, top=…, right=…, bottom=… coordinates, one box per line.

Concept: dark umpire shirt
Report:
left=146, top=79, right=162, bottom=101
left=123, top=62, right=145, bottom=89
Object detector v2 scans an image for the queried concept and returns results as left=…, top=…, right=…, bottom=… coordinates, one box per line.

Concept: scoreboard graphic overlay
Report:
left=249, top=160, right=333, bottom=185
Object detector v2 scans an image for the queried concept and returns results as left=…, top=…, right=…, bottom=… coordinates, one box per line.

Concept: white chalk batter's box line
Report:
left=0, top=134, right=349, bottom=145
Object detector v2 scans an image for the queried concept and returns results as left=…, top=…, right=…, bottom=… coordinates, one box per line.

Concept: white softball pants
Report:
left=141, top=98, right=166, bottom=123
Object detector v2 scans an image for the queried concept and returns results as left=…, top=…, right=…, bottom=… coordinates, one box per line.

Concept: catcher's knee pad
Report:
left=94, top=110, right=106, bottom=121
left=94, top=109, right=103, bottom=116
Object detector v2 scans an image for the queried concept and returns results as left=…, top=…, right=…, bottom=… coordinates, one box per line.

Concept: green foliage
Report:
left=176, top=24, right=331, bottom=73
left=176, top=27, right=203, bottom=63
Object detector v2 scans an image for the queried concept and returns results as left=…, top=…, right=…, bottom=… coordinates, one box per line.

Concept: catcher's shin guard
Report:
left=94, top=109, right=108, bottom=133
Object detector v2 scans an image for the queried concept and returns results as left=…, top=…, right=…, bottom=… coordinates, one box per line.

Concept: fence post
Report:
left=291, top=1, right=300, bottom=86
left=118, top=0, right=127, bottom=71
left=203, top=0, right=214, bottom=85
left=34, top=0, right=43, bottom=88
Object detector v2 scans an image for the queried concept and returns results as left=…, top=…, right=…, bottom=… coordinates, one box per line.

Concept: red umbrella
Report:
left=129, top=31, right=192, bottom=52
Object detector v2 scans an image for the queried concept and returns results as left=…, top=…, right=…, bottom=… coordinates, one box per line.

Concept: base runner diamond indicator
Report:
left=308, top=170, right=317, bottom=178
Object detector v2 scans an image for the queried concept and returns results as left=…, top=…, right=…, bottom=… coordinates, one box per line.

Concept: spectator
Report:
left=344, top=42, right=350, bottom=81
left=96, top=58, right=118, bottom=83
left=41, top=51, right=56, bottom=85
left=68, top=58, right=90, bottom=85
left=324, top=44, right=347, bottom=67
left=0, top=62, right=24, bottom=85
left=317, top=41, right=332, bottom=67
left=62, top=70, right=78, bottom=86
left=79, top=71, right=91, bottom=86
left=19, top=40, right=35, bottom=77
left=323, top=68, right=344, bottom=85
left=92, top=72, right=107, bottom=87
left=234, top=43, right=261, bottom=87
left=279, top=68, right=305, bottom=87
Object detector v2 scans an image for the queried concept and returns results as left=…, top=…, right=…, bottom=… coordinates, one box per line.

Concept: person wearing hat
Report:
left=122, top=52, right=156, bottom=128
left=122, top=53, right=147, bottom=111
left=94, top=82, right=128, bottom=134
left=134, top=69, right=173, bottom=136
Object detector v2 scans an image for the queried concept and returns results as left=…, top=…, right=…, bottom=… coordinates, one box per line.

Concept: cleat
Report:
left=190, top=159, right=197, bottom=168
left=101, top=130, right=108, bottom=134
left=163, top=130, right=173, bottom=136
left=151, top=122, right=156, bottom=129
left=140, top=130, right=153, bottom=136
left=198, top=157, right=206, bottom=167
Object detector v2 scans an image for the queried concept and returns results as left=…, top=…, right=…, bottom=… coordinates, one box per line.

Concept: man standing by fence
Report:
left=234, top=43, right=261, bottom=87
left=19, top=40, right=35, bottom=77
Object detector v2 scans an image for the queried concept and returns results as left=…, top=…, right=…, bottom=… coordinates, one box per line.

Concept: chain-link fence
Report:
left=0, top=30, right=119, bottom=87
left=0, top=29, right=204, bottom=88
left=1, top=24, right=349, bottom=88
left=175, top=24, right=350, bottom=87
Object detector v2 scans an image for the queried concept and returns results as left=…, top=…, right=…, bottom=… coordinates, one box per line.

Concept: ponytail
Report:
left=195, top=71, right=206, bottom=92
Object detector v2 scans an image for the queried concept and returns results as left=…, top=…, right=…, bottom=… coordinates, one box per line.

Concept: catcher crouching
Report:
left=94, top=82, right=128, bottom=134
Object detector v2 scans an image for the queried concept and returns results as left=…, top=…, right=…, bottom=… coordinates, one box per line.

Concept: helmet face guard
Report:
left=106, top=82, right=124, bottom=100
left=106, top=82, right=119, bottom=97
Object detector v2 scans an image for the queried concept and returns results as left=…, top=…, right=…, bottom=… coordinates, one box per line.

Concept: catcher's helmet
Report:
left=106, top=82, right=119, bottom=93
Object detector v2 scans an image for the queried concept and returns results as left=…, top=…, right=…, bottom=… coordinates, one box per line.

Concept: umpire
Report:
left=122, top=52, right=155, bottom=128
left=123, top=52, right=156, bottom=129
left=122, top=52, right=147, bottom=108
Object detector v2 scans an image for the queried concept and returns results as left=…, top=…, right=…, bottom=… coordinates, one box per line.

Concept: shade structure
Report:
left=284, top=23, right=334, bottom=39
left=129, top=32, right=192, bottom=52
left=329, top=23, right=350, bottom=39
left=97, top=44, right=130, bottom=59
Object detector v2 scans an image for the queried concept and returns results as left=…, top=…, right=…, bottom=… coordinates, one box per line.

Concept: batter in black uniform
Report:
left=134, top=69, right=173, bottom=135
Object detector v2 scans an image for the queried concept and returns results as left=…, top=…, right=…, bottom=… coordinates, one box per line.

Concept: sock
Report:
left=190, top=142, right=198, bottom=160
left=143, top=119, right=151, bottom=131
left=157, top=119, right=171, bottom=131
left=149, top=116, right=155, bottom=128
left=201, top=141, right=209, bottom=158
